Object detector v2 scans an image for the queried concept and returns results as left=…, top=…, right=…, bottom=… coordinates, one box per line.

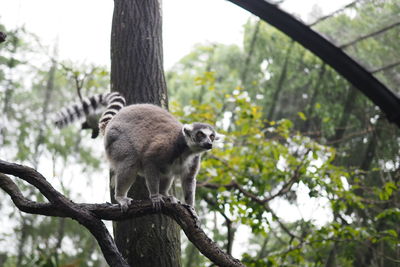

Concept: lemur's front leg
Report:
left=181, top=156, right=200, bottom=207
left=160, top=176, right=180, bottom=204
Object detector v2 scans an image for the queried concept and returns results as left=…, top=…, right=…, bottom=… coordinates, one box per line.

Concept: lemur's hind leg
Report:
left=114, top=161, right=138, bottom=212
left=143, top=163, right=165, bottom=211
left=181, top=156, right=200, bottom=207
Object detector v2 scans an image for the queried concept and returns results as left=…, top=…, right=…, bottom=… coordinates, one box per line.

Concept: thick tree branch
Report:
left=0, top=160, right=244, bottom=267
left=0, top=160, right=69, bottom=203
left=0, top=173, right=64, bottom=216
left=0, top=161, right=129, bottom=267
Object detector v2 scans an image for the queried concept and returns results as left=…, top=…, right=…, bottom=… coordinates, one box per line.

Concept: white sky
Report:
left=0, top=0, right=351, bottom=69
left=0, top=0, right=250, bottom=69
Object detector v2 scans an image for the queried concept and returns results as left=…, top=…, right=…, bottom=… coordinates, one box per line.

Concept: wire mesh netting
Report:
left=273, top=0, right=400, bottom=94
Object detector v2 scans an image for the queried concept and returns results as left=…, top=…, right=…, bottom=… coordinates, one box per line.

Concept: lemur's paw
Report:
left=116, top=197, right=133, bottom=212
left=163, top=195, right=180, bottom=204
left=150, top=194, right=164, bottom=211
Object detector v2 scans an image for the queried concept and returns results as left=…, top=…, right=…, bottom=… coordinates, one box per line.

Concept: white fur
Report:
left=215, top=132, right=225, bottom=142
left=201, top=128, right=213, bottom=136
left=183, top=124, right=193, bottom=131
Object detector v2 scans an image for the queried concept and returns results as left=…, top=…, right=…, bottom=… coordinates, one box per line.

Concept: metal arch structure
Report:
left=227, top=0, right=400, bottom=128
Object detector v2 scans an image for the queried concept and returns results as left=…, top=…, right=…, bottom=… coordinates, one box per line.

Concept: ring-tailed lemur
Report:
left=54, top=92, right=222, bottom=212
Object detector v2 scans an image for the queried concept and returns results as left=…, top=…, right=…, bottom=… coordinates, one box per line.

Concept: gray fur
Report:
left=104, top=104, right=220, bottom=211
left=55, top=93, right=220, bottom=212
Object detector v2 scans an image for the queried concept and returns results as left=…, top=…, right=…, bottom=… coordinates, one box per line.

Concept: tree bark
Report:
left=110, top=1, right=180, bottom=266
left=111, top=0, right=168, bottom=108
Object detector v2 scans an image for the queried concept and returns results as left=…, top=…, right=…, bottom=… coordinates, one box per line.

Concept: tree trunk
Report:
left=184, top=243, right=202, bottom=267
left=329, top=86, right=357, bottom=145
left=301, top=63, right=326, bottom=133
left=111, top=0, right=168, bottom=107
left=33, top=55, right=57, bottom=168
left=241, top=19, right=261, bottom=86
left=110, top=1, right=181, bottom=266
left=266, top=41, right=294, bottom=120
left=16, top=216, right=29, bottom=267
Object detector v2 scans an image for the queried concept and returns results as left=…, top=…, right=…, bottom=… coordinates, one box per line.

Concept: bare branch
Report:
left=198, top=150, right=312, bottom=241
left=77, top=202, right=244, bottom=266
left=0, top=161, right=129, bottom=267
left=0, top=160, right=68, bottom=204
left=0, top=173, right=64, bottom=217
left=203, top=196, right=235, bottom=255
left=203, top=149, right=310, bottom=204
left=60, top=63, right=100, bottom=138
left=0, top=159, right=244, bottom=267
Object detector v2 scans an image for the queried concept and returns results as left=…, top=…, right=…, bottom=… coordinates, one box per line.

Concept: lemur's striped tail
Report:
left=53, top=92, right=126, bottom=132
left=99, top=92, right=126, bottom=133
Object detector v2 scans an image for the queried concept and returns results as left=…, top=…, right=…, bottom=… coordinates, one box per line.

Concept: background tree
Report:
left=0, top=23, right=111, bottom=266
left=167, top=1, right=400, bottom=265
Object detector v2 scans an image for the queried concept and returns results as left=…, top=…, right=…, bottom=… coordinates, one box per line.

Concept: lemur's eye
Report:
left=196, top=131, right=206, bottom=139
left=210, top=134, right=215, bottom=141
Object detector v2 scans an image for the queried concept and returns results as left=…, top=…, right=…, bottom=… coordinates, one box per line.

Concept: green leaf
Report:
left=297, top=111, right=307, bottom=121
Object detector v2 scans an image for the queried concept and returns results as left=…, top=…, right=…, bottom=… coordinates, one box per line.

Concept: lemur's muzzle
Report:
left=202, top=142, right=213, bottom=150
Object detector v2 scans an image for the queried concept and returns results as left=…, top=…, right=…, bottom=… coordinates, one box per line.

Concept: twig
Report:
left=203, top=197, right=235, bottom=255
left=199, top=150, right=311, bottom=241
left=60, top=64, right=100, bottom=138
left=203, top=149, right=310, bottom=204
left=0, top=160, right=128, bottom=267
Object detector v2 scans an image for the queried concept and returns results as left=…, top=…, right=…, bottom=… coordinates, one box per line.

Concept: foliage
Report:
left=167, top=2, right=400, bottom=263
left=0, top=23, right=110, bottom=266
left=171, top=69, right=400, bottom=266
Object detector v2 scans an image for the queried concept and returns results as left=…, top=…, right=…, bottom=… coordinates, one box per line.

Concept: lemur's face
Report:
left=182, top=123, right=223, bottom=152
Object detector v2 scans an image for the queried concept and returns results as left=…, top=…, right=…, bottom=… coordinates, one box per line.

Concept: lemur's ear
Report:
left=182, top=124, right=193, bottom=136
left=214, top=132, right=225, bottom=142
